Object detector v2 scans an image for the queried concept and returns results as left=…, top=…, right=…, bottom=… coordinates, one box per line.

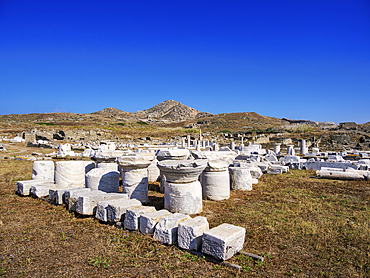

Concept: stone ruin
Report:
left=13, top=135, right=370, bottom=264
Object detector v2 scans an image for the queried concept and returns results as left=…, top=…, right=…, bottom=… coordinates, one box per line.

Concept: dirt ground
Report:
left=0, top=159, right=369, bottom=277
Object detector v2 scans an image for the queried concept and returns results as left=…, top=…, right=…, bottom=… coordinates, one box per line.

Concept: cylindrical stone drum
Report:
left=54, top=161, right=87, bottom=187
left=32, top=160, right=54, bottom=181
left=200, top=170, right=230, bottom=200
left=85, top=168, right=120, bottom=193
left=121, top=168, right=149, bottom=203
left=229, top=167, right=253, bottom=191
left=164, top=180, right=203, bottom=214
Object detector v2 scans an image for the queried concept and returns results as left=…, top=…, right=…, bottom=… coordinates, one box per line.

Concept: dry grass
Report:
left=0, top=160, right=369, bottom=277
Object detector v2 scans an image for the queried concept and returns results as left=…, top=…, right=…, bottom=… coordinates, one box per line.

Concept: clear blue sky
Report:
left=1, top=0, right=369, bottom=124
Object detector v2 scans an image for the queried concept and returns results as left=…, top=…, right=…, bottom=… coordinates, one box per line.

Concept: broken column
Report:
left=117, top=154, right=155, bottom=203
left=85, top=168, right=120, bottom=193
left=300, top=140, right=308, bottom=155
left=157, top=159, right=207, bottom=214
left=156, top=148, right=190, bottom=193
left=273, top=143, right=281, bottom=155
left=32, top=160, right=54, bottom=181
left=229, top=167, right=254, bottom=191
left=54, top=161, right=89, bottom=188
left=192, top=151, right=237, bottom=201
left=287, top=145, right=295, bottom=156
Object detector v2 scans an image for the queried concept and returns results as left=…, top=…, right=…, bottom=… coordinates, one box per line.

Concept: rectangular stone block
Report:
left=64, top=188, right=92, bottom=210
left=153, top=213, right=191, bottom=245
left=178, top=216, right=209, bottom=251
left=75, top=192, right=128, bottom=215
left=17, top=180, right=52, bottom=196
left=139, top=210, right=171, bottom=235
left=30, top=183, right=59, bottom=198
left=74, top=191, right=107, bottom=214
left=267, top=167, right=283, bottom=174
left=49, top=186, right=85, bottom=205
left=95, top=198, right=140, bottom=223
left=202, top=223, right=246, bottom=261
left=124, top=206, right=156, bottom=230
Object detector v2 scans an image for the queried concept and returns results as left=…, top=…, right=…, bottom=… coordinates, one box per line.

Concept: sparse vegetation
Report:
left=0, top=160, right=369, bottom=276
left=35, top=122, right=56, bottom=126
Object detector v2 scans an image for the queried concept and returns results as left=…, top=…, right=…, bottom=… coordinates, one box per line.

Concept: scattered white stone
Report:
left=153, top=213, right=191, bottom=245
left=202, top=223, right=246, bottom=261
left=139, top=209, right=171, bottom=235
left=124, top=206, right=157, bottom=230
left=178, top=216, right=209, bottom=251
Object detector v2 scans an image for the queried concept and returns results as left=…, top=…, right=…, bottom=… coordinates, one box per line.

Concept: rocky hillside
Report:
left=134, top=100, right=213, bottom=122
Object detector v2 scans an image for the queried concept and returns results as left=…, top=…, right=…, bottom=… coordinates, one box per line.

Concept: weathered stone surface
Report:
left=124, top=206, right=157, bottom=230
left=267, top=165, right=289, bottom=175
left=139, top=209, right=171, bottom=235
left=117, top=154, right=155, bottom=168
left=95, top=198, right=141, bottom=223
left=178, top=216, right=209, bottom=251
left=191, top=151, right=237, bottom=167
left=229, top=167, right=253, bottom=191
left=30, top=182, right=59, bottom=198
left=202, top=223, right=246, bottom=261
left=118, top=154, right=155, bottom=203
left=85, top=168, right=120, bottom=193
left=304, top=161, right=357, bottom=171
left=32, top=160, right=54, bottom=181
left=49, top=186, right=84, bottom=205
left=267, top=167, right=282, bottom=174
left=200, top=170, right=230, bottom=200
left=64, top=188, right=92, bottom=210
left=148, top=159, right=160, bottom=183
left=318, top=169, right=365, bottom=180
left=17, top=180, right=52, bottom=196
left=54, top=161, right=87, bottom=188
left=75, top=192, right=127, bottom=215
left=83, top=161, right=96, bottom=174
left=97, top=162, right=118, bottom=171
left=156, top=149, right=190, bottom=161
left=153, top=213, right=191, bottom=244
left=121, top=167, right=149, bottom=203
left=157, top=159, right=208, bottom=183
left=233, top=162, right=263, bottom=179
left=164, top=180, right=203, bottom=214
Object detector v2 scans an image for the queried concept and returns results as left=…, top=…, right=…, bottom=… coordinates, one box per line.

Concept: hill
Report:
left=134, top=100, right=213, bottom=122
